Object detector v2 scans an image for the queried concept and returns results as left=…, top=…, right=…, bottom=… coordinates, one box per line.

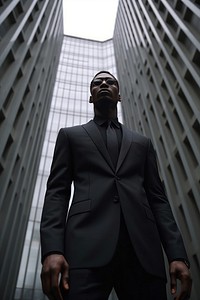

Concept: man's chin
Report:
left=95, top=98, right=117, bottom=110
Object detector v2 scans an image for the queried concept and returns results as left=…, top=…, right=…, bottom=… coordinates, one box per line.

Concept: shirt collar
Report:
left=94, top=116, right=120, bottom=128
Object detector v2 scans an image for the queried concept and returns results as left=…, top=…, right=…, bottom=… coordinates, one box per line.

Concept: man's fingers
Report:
left=41, top=266, right=62, bottom=300
left=61, top=268, right=69, bottom=290
left=60, top=258, right=69, bottom=290
left=170, top=270, right=177, bottom=295
left=169, top=261, right=192, bottom=300
left=50, top=270, right=63, bottom=300
left=175, top=273, right=192, bottom=300
left=40, top=255, right=69, bottom=299
left=41, top=267, right=51, bottom=295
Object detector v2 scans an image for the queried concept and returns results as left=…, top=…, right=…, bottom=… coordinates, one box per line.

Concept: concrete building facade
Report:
left=113, top=1, right=200, bottom=299
left=0, top=1, right=63, bottom=299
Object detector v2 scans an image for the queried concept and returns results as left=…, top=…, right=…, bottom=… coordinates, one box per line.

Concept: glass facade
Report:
left=15, top=35, right=121, bottom=300
left=113, top=1, right=200, bottom=299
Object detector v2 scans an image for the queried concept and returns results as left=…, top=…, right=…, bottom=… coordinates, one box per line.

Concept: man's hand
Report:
left=169, top=260, right=192, bottom=300
left=41, top=254, right=69, bottom=300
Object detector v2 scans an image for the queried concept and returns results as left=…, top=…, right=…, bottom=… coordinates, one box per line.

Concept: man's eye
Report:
left=92, top=78, right=117, bottom=86
left=106, top=79, right=116, bottom=85
left=93, top=79, right=102, bottom=86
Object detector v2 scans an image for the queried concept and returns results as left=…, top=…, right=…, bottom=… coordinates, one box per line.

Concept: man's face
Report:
left=90, top=72, right=120, bottom=107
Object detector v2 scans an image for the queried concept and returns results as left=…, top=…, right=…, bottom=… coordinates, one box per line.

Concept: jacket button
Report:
left=113, top=195, right=119, bottom=203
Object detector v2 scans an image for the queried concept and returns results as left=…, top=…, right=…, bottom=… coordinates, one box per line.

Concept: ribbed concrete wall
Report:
left=113, top=1, right=200, bottom=299
left=0, top=1, right=63, bottom=299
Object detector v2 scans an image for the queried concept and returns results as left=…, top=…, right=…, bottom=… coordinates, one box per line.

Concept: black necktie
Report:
left=106, top=121, right=119, bottom=167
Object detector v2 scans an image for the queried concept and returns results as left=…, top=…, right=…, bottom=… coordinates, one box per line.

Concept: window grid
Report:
left=14, top=35, right=121, bottom=300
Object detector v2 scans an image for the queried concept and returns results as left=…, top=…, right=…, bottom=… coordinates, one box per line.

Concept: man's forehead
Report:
left=94, top=73, right=114, bottom=79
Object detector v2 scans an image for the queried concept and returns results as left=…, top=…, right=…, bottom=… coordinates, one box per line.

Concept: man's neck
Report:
left=94, top=108, right=117, bottom=120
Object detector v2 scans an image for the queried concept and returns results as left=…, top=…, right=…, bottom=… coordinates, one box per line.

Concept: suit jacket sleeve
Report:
left=40, top=128, right=72, bottom=262
left=144, top=139, right=188, bottom=263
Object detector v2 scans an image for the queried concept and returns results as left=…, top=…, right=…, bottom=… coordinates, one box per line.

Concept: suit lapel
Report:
left=82, top=120, right=114, bottom=170
left=83, top=121, right=133, bottom=172
left=116, top=124, right=132, bottom=172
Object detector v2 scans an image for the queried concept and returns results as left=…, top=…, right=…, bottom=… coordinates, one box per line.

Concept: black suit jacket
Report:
left=40, top=120, right=188, bottom=279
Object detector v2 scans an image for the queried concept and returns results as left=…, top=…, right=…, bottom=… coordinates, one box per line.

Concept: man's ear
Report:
left=118, top=94, right=121, bottom=102
left=89, top=96, right=93, bottom=103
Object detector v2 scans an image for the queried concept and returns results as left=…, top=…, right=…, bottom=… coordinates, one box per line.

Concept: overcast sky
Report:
left=63, top=0, right=119, bottom=41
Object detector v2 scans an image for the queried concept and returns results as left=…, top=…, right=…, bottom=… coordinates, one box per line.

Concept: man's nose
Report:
left=100, top=79, right=108, bottom=87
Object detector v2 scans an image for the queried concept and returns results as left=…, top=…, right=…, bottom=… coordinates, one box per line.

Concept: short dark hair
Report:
left=90, top=70, right=119, bottom=92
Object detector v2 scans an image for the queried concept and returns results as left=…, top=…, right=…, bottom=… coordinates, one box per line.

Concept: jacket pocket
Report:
left=68, top=199, right=91, bottom=218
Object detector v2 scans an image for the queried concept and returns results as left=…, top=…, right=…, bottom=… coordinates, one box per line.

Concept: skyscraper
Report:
left=113, top=1, right=200, bottom=299
left=0, top=1, right=63, bottom=299
left=14, top=35, right=120, bottom=300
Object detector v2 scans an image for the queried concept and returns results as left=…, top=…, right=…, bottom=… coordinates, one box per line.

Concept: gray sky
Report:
left=63, top=0, right=119, bottom=41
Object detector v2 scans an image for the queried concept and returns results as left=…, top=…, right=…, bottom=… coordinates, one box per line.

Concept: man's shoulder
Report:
left=60, top=121, right=91, bottom=131
left=59, top=120, right=92, bottom=134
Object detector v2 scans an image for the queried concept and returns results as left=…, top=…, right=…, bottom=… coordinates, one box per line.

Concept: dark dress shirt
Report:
left=93, top=116, right=122, bottom=150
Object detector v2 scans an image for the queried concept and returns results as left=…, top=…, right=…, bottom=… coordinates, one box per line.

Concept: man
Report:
left=40, top=71, right=192, bottom=300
